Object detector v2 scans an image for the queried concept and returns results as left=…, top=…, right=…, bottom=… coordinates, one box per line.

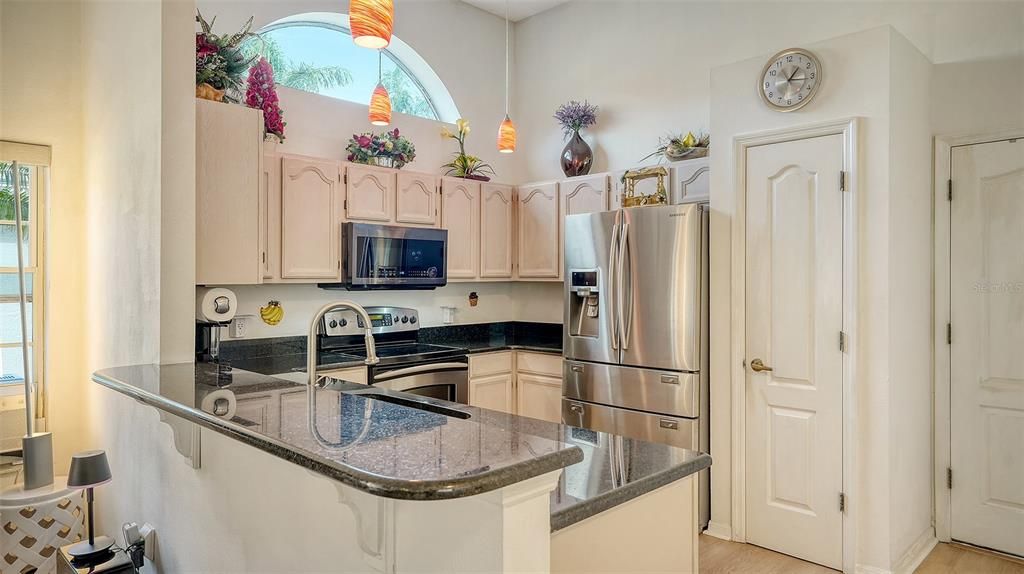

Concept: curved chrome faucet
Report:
left=307, top=300, right=380, bottom=388
left=307, top=301, right=379, bottom=449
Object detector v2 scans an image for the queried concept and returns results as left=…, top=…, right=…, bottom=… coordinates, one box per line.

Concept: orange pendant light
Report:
left=496, top=0, right=516, bottom=153
left=368, top=52, right=391, bottom=126
left=498, top=115, right=516, bottom=153
left=350, top=0, right=394, bottom=49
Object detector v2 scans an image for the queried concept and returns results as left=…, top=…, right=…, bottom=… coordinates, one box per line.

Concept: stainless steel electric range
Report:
left=318, top=306, right=469, bottom=404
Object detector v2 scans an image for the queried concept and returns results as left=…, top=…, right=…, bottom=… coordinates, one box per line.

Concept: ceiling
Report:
left=460, top=0, right=570, bottom=22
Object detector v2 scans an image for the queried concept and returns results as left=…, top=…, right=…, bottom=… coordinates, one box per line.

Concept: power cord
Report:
left=121, top=522, right=146, bottom=572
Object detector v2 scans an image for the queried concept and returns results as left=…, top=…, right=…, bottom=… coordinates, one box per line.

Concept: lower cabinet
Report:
left=516, top=374, right=563, bottom=423
left=468, top=351, right=563, bottom=423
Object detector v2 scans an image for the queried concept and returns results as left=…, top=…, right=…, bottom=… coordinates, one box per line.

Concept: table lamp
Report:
left=66, top=450, right=114, bottom=560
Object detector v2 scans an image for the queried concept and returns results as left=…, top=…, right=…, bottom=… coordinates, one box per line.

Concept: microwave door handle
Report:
left=373, top=362, right=468, bottom=382
left=617, top=221, right=630, bottom=350
left=608, top=219, right=620, bottom=351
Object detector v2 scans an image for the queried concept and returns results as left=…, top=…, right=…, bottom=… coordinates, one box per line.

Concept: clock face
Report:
left=760, top=49, right=821, bottom=112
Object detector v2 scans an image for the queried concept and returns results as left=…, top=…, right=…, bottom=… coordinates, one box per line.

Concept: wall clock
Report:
left=759, top=48, right=821, bottom=112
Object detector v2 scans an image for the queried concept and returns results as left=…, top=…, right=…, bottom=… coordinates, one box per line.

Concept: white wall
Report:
left=224, top=281, right=563, bottom=340
left=513, top=1, right=1024, bottom=182
left=709, top=27, right=895, bottom=570
left=931, top=56, right=1024, bottom=136
left=887, top=31, right=935, bottom=567
left=0, top=1, right=90, bottom=467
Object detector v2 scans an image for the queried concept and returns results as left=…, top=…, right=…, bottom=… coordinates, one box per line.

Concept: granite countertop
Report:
left=92, top=363, right=710, bottom=531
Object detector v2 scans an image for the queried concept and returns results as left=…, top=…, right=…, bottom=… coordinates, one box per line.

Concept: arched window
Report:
left=243, top=13, right=459, bottom=123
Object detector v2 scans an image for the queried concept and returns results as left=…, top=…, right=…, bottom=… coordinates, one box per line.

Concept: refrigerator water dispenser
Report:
left=569, top=270, right=600, bottom=338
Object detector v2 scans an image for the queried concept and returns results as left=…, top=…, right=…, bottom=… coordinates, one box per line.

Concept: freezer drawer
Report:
left=561, top=398, right=698, bottom=450
left=563, top=360, right=699, bottom=418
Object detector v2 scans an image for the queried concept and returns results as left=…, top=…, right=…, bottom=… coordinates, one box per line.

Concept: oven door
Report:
left=371, top=361, right=469, bottom=404
left=335, top=223, right=448, bottom=290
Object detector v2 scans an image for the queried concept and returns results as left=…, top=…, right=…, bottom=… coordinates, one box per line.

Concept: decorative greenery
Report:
left=245, top=57, right=286, bottom=140
left=346, top=129, right=417, bottom=169
left=195, top=10, right=258, bottom=103
left=640, top=131, right=710, bottom=163
left=0, top=163, right=30, bottom=221
left=554, top=100, right=599, bottom=139
left=440, top=119, right=494, bottom=180
left=241, top=35, right=352, bottom=94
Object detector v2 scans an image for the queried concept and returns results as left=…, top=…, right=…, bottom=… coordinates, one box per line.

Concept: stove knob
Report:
left=393, top=314, right=399, bottom=323
left=340, top=318, right=348, bottom=327
left=409, top=316, right=417, bottom=324
left=328, top=320, right=338, bottom=328
left=401, top=315, right=409, bottom=324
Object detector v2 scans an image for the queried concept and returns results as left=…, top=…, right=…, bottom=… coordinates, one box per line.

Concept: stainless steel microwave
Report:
left=320, top=223, right=448, bottom=290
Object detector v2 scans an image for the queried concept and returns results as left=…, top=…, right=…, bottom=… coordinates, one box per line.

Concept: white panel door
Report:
left=441, top=178, right=480, bottom=279
left=950, top=138, right=1024, bottom=557
left=745, top=134, right=844, bottom=569
left=516, top=374, right=562, bottom=424
left=481, top=183, right=514, bottom=278
left=396, top=171, right=438, bottom=226
left=281, top=157, right=342, bottom=280
left=517, top=182, right=560, bottom=278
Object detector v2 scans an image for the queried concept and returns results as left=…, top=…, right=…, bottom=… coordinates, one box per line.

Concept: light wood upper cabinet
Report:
left=280, top=155, right=342, bottom=280
left=441, top=178, right=481, bottom=279
left=670, top=157, right=710, bottom=204
left=345, top=164, right=394, bottom=222
left=396, top=171, right=439, bottom=227
left=262, top=153, right=281, bottom=281
left=516, top=182, right=561, bottom=278
left=196, top=99, right=264, bottom=285
left=480, top=183, right=514, bottom=278
left=561, top=174, right=609, bottom=216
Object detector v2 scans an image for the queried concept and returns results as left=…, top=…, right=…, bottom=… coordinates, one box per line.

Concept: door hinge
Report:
left=946, top=323, right=952, bottom=345
left=946, top=467, right=953, bottom=489
left=343, top=173, right=348, bottom=184
left=947, top=179, right=952, bottom=202
left=839, top=331, right=847, bottom=352
left=343, top=199, right=348, bottom=211
left=839, top=492, right=847, bottom=513
left=840, top=171, right=847, bottom=192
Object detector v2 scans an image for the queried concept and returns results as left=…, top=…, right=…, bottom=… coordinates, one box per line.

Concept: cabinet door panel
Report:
left=670, top=158, right=710, bottom=204
left=345, top=164, right=394, bottom=222
left=262, top=153, right=281, bottom=280
left=481, top=183, right=514, bottom=278
left=471, top=373, right=514, bottom=413
left=517, top=182, right=561, bottom=278
left=441, top=178, right=481, bottom=279
left=196, top=98, right=263, bottom=285
left=281, top=157, right=341, bottom=279
left=517, top=374, right=563, bottom=423
left=396, top=171, right=439, bottom=226
left=561, top=174, right=609, bottom=216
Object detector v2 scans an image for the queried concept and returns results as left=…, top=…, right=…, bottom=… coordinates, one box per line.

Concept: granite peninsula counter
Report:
left=93, top=362, right=710, bottom=573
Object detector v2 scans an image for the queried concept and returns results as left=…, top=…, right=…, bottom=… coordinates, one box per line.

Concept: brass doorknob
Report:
left=749, top=358, right=773, bottom=372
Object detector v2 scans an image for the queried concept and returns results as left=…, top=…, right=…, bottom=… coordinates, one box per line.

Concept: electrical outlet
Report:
left=139, top=523, right=156, bottom=561
left=230, top=315, right=250, bottom=338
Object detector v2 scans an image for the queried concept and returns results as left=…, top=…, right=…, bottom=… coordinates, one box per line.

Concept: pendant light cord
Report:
left=378, top=50, right=383, bottom=84
left=504, top=0, right=510, bottom=116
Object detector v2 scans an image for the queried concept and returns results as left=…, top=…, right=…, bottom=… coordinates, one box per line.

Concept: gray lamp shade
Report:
left=67, top=450, right=112, bottom=489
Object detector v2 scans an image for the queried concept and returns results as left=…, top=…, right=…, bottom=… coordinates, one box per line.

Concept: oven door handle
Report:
left=373, top=362, right=468, bottom=382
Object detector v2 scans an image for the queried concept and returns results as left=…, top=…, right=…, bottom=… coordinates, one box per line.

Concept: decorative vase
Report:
left=369, top=156, right=396, bottom=169
left=561, top=130, right=593, bottom=177
left=195, top=83, right=225, bottom=102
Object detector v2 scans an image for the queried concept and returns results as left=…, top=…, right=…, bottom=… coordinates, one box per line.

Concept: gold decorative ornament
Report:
left=621, top=166, right=669, bottom=207
left=259, top=300, right=284, bottom=325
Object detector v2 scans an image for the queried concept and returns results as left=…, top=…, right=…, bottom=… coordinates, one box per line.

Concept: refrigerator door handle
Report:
left=609, top=219, right=620, bottom=351
left=617, top=221, right=632, bottom=350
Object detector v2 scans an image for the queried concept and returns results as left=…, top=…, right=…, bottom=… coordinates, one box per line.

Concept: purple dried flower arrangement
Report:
left=554, top=100, right=599, bottom=139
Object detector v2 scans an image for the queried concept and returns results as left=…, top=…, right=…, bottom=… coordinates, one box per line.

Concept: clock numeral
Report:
left=787, top=99, right=792, bottom=105
left=765, top=81, right=770, bottom=89
left=768, top=92, right=774, bottom=98
left=810, top=72, right=816, bottom=79
left=798, top=94, right=803, bottom=100
left=806, top=62, right=812, bottom=69
left=786, top=55, right=793, bottom=62
left=770, top=70, right=777, bottom=77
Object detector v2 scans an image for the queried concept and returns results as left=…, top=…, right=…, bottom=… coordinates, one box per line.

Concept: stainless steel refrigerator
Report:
left=561, top=203, right=710, bottom=527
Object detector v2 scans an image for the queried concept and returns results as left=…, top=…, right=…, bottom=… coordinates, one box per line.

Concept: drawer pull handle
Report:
left=569, top=403, right=585, bottom=415
left=570, top=364, right=584, bottom=373
left=659, top=418, right=679, bottom=430
left=660, top=375, right=679, bottom=385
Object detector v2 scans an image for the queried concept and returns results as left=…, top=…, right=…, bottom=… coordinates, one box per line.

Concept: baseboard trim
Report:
left=894, top=529, right=937, bottom=574
left=854, top=564, right=891, bottom=574
left=704, top=521, right=732, bottom=541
